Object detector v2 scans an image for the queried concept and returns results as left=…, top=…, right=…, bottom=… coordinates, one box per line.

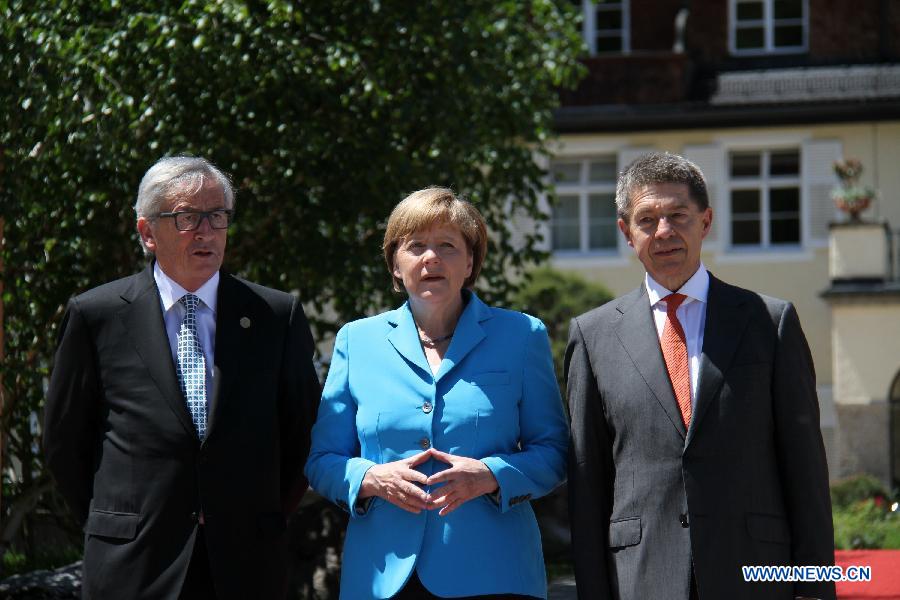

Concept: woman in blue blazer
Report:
left=305, top=187, right=568, bottom=599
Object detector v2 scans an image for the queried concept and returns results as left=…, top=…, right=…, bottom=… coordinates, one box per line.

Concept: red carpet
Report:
left=836, top=550, right=900, bottom=599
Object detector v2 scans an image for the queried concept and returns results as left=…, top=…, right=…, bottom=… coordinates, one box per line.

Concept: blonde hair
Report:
left=383, top=187, right=488, bottom=292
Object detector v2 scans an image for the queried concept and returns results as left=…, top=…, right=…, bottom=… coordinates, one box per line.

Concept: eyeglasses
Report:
left=156, top=209, right=234, bottom=231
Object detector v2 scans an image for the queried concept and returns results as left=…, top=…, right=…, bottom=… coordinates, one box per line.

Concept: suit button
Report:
left=419, top=437, right=431, bottom=450
left=422, top=401, right=433, bottom=414
left=680, top=513, right=689, bottom=528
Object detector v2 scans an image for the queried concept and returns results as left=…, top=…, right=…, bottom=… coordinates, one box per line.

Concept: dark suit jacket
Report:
left=43, top=265, right=320, bottom=600
left=565, top=274, right=835, bottom=600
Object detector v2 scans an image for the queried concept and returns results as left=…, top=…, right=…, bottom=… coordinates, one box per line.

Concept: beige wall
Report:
left=832, top=301, right=900, bottom=404
left=829, top=299, right=900, bottom=481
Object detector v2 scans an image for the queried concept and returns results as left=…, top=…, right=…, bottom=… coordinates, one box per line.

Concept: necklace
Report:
left=418, top=330, right=453, bottom=348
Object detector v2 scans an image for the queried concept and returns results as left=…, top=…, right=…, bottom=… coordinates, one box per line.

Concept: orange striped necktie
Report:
left=661, top=293, right=692, bottom=428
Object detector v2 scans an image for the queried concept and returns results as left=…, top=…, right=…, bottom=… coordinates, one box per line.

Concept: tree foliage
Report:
left=512, top=266, right=613, bottom=391
left=0, top=0, right=585, bottom=576
left=510, top=266, right=613, bottom=392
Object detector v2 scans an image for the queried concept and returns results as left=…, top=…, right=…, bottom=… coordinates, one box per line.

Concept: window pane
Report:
left=731, top=152, right=761, bottom=177
left=552, top=195, right=581, bottom=251
left=732, top=189, right=761, bottom=214
left=588, top=193, right=617, bottom=249
left=589, top=193, right=617, bottom=219
left=732, top=220, right=761, bottom=245
left=589, top=224, right=617, bottom=249
left=769, top=150, right=800, bottom=176
left=589, top=157, right=617, bottom=183
left=770, top=187, right=800, bottom=213
left=736, top=1, right=764, bottom=21
left=770, top=187, right=801, bottom=244
left=736, top=27, right=765, bottom=49
left=553, top=223, right=580, bottom=250
left=771, top=218, right=800, bottom=244
left=554, top=194, right=580, bottom=219
left=596, top=35, right=623, bottom=53
left=774, top=25, right=804, bottom=47
left=551, top=162, right=580, bottom=184
left=596, top=9, right=622, bottom=30
left=774, top=0, right=803, bottom=19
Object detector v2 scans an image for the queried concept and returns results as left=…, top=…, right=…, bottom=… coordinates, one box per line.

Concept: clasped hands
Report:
left=358, top=448, right=498, bottom=516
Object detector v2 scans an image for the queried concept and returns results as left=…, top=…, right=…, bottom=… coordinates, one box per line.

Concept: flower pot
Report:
left=834, top=196, right=873, bottom=222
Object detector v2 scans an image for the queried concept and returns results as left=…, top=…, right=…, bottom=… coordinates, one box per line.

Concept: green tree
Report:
left=510, top=266, right=613, bottom=392
left=0, top=0, right=585, bottom=581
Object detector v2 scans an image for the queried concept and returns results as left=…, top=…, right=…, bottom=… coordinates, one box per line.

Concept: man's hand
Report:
left=425, top=448, right=499, bottom=516
left=359, top=450, right=431, bottom=513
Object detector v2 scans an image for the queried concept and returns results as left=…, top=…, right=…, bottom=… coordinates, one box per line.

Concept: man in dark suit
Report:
left=43, top=156, right=320, bottom=599
left=565, top=152, right=835, bottom=600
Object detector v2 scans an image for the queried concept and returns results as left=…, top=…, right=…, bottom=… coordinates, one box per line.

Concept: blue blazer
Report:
left=305, top=292, right=568, bottom=599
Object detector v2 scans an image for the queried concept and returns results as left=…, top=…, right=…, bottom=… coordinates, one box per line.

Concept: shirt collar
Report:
left=645, top=262, right=709, bottom=308
left=153, top=261, right=219, bottom=315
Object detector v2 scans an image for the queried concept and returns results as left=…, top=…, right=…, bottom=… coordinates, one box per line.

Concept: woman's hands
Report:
left=359, top=450, right=431, bottom=513
left=358, top=448, right=500, bottom=516
left=425, top=448, right=499, bottom=516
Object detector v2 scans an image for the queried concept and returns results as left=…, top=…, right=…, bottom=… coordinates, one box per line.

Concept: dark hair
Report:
left=615, top=152, right=708, bottom=222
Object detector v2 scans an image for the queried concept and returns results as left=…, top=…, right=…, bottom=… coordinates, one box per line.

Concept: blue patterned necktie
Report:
left=177, top=294, right=207, bottom=439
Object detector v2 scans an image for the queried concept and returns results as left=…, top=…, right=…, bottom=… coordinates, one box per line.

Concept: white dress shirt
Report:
left=645, top=263, right=709, bottom=409
left=153, top=262, right=218, bottom=399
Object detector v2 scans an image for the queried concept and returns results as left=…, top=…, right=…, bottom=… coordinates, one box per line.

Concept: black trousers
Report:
left=179, top=527, right=217, bottom=600
left=393, top=572, right=540, bottom=600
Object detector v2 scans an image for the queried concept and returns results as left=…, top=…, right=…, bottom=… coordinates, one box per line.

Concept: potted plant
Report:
left=832, top=158, right=877, bottom=222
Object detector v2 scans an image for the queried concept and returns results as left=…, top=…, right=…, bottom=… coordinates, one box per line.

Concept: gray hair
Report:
left=615, top=152, right=708, bottom=222
left=134, top=156, right=234, bottom=254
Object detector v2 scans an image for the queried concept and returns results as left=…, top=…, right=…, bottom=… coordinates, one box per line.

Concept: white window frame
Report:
left=726, top=148, right=803, bottom=251
left=580, top=0, right=630, bottom=56
left=729, top=0, right=808, bottom=56
left=549, top=156, right=621, bottom=256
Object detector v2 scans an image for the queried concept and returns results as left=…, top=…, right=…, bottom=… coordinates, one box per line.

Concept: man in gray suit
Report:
left=565, top=152, right=835, bottom=600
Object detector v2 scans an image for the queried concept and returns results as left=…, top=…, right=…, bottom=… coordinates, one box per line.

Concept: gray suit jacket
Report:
left=565, top=274, right=835, bottom=600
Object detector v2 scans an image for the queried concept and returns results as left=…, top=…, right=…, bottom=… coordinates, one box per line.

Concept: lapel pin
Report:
left=239, top=317, right=251, bottom=329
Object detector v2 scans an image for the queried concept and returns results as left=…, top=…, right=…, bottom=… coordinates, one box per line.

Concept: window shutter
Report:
left=684, top=144, right=725, bottom=245
left=802, top=139, right=842, bottom=244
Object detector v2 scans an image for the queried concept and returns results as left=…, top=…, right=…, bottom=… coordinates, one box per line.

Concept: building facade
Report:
left=539, top=0, right=900, bottom=487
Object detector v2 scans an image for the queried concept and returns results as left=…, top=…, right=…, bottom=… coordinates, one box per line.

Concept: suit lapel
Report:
left=118, top=266, right=196, bottom=438
left=387, top=303, right=433, bottom=378
left=688, top=274, right=750, bottom=445
left=208, top=272, right=251, bottom=444
left=434, top=292, right=489, bottom=382
left=386, top=292, right=491, bottom=382
left=614, top=285, right=687, bottom=439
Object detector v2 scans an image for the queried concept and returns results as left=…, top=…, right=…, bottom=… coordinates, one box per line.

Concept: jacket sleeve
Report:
left=304, top=324, right=377, bottom=518
left=43, top=297, right=100, bottom=526
left=565, top=316, right=615, bottom=600
left=771, top=302, right=836, bottom=600
left=279, top=296, right=322, bottom=515
left=480, top=318, right=568, bottom=513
